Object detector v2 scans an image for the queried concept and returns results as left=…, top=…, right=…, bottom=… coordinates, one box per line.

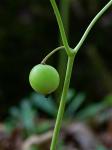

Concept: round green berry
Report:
left=29, top=64, right=60, bottom=94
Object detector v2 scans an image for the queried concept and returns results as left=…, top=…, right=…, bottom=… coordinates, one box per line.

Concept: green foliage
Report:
left=20, top=100, right=36, bottom=131
left=30, top=89, right=87, bottom=120
left=4, top=89, right=81, bottom=135
left=76, top=94, right=112, bottom=121
left=30, top=146, right=39, bottom=150
left=34, top=121, right=51, bottom=134
left=5, top=99, right=36, bottom=134
left=5, top=89, right=112, bottom=138
left=76, top=103, right=106, bottom=120
left=5, top=93, right=55, bottom=135
left=96, top=145, right=107, bottom=150
left=65, top=92, right=86, bottom=117
left=31, top=93, right=57, bottom=117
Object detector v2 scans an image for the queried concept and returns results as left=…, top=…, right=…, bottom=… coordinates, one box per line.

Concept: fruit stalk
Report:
left=41, top=46, right=64, bottom=64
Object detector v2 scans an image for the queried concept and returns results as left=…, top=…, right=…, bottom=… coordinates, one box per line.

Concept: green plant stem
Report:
left=50, top=0, right=72, bottom=56
left=57, top=0, right=71, bottom=101
left=49, top=1, right=112, bottom=150
left=50, top=56, right=75, bottom=150
left=41, top=46, right=64, bottom=64
left=74, top=0, right=112, bottom=53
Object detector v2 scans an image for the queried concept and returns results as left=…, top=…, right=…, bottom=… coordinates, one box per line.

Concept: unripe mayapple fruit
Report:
left=29, top=64, right=60, bottom=94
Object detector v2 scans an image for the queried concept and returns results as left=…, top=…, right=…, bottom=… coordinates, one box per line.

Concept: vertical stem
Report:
left=50, top=0, right=72, bottom=56
left=50, top=56, right=75, bottom=150
left=57, top=0, right=71, bottom=101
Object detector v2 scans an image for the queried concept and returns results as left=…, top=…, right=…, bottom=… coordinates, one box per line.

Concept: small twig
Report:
left=22, top=131, right=53, bottom=150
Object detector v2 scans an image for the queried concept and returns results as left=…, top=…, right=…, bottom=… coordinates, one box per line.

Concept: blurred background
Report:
left=0, top=0, right=112, bottom=150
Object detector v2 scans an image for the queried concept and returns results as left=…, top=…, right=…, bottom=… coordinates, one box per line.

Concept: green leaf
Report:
left=10, top=107, right=20, bottom=118
left=20, top=99, right=36, bottom=131
left=31, top=93, right=57, bottom=117
left=30, top=145, right=39, bottom=150
left=5, top=119, right=17, bottom=133
left=102, top=94, right=112, bottom=106
left=76, top=102, right=106, bottom=120
left=65, top=93, right=86, bottom=117
left=66, top=88, right=75, bottom=103
left=35, top=121, right=52, bottom=134
left=96, top=145, right=107, bottom=150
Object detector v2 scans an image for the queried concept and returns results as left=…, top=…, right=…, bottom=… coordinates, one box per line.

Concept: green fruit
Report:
left=29, top=64, right=60, bottom=94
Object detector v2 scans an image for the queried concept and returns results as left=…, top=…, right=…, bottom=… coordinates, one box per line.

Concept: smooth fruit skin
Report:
left=29, top=64, right=60, bottom=94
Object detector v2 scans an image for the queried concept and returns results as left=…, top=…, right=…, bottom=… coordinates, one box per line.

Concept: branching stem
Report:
left=74, top=0, right=112, bottom=53
left=49, top=1, right=112, bottom=150
left=50, top=0, right=72, bottom=56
